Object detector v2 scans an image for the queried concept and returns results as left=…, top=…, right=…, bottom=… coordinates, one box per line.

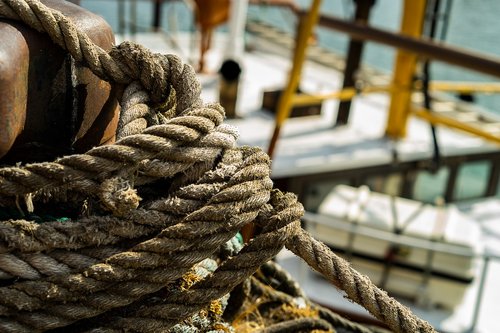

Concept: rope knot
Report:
left=110, top=42, right=168, bottom=102
left=99, top=176, right=141, bottom=216
left=110, top=42, right=201, bottom=111
left=0, top=1, right=436, bottom=331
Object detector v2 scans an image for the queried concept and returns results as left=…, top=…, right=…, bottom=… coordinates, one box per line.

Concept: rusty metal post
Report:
left=0, top=0, right=119, bottom=163
left=335, top=0, right=375, bottom=126
left=0, top=22, right=29, bottom=160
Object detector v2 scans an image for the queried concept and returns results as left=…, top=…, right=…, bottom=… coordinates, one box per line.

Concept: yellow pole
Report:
left=292, top=88, right=358, bottom=106
left=291, top=85, right=391, bottom=106
left=412, top=107, right=500, bottom=145
left=429, top=81, right=500, bottom=94
left=267, top=0, right=322, bottom=157
left=385, top=0, right=427, bottom=139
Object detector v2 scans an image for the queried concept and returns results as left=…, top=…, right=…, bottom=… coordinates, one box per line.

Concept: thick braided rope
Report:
left=258, top=318, right=333, bottom=333
left=0, top=246, right=126, bottom=280
left=76, top=191, right=303, bottom=332
left=286, top=229, right=435, bottom=333
left=116, top=81, right=178, bottom=139
left=0, top=105, right=237, bottom=202
left=0, top=149, right=236, bottom=256
left=0, top=1, right=436, bottom=333
left=117, top=82, right=152, bottom=139
left=249, top=276, right=378, bottom=333
left=0, top=148, right=273, bottom=332
left=0, top=150, right=242, bottom=280
left=259, top=259, right=306, bottom=298
left=0, top=0, right=199, bottom=104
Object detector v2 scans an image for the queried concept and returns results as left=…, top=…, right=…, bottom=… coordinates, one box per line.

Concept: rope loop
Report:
left=0, top=1, right=436, bottom=332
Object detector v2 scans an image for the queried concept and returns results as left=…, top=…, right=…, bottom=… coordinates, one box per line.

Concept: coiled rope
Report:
left=0, top=0, right=435, bottom=332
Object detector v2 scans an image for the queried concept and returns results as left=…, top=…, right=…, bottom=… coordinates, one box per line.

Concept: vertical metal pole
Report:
left=385, top=0, right=427, bottom=139
left=422, top=0, right=442, bottom=171
left=225, top=0, right=249, bottom=61
left=153, top=0, right=162, bottom=31
left=336, top=0, right=375, bottom=126
left=131, top=0, right=137, bottom=36
left=468, top=256, right=490, bottom=333
left=118, top=0, right=125, bottom=35
left=268, top=0, right=323, bottom=157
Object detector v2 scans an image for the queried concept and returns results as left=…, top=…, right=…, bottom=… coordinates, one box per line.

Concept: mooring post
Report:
left=0, top=0, right=119, bottom=162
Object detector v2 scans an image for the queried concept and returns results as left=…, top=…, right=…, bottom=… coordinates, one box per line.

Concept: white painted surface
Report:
left=116, top=32, right=500, bottom=332
left=225, top=0, right=249, bottom=61
left=117, top=32, right=498, bottom=181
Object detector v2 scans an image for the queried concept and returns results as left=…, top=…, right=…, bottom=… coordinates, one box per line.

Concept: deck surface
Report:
left=117, top=32, right=499, bottom=179
left=117, top=31, right=500, bottom=333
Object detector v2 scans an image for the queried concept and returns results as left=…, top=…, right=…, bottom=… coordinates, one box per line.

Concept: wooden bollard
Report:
left=0, top=0, right=119, bottom=163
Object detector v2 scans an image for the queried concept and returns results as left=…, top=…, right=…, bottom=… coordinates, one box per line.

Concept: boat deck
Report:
left=117, top=32, right=499, bottom=180
left=116, top=31, right=500, bottom=333
left=288, top=196, right=500, bottom=333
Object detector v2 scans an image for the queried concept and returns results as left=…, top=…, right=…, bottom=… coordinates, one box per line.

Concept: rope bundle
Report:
left=0, top=1, right=436, bottom=332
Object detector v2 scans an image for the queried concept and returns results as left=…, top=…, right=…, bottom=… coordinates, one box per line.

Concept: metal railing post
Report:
left=385, top=0, right=427, bottom=139
left=336, top=0, right=376, bottom=126
left=267, top=0, right=322, bottom=157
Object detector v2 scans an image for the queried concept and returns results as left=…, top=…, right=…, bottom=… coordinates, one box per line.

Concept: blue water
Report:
left=81, top=0, right=500, bottom=113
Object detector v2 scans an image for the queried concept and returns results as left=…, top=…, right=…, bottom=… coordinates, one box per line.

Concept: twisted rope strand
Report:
left=0, top=148, right=249, bottom=283
left=249, top=276, right=378, bottom=333
left=286, top=229, right=435, bottom=333
left=117, top=82, right=152, bottom=139
left=74, top=191, right=302, bottom=332
left=0, top=0, right=202, bottom=103
left=0, top=148, right=272, bottom=331
left=1, top=0, right=127, bottom=82
left=0, top=1, right=437, bottom=332
left=0, top=106, right=233, bottom=201
left=0, top=148, right=245, bottom=281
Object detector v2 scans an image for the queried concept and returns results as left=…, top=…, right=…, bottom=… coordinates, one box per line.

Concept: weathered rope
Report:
left=286, top=229, right=434, bottom=333
left=65, top=191, right=302, bottom=333
left=249, top=275, right=382, bottom=333
left=0, top=148, right=273, bottom=332
left=117, top=82, right=152, bottom=139
left=0, top=105, right=236, bottom=201
left=0, top=1, right=436, bottom=332
left=0, top=146, right=247, bottom=283
left=0, top=148, right=246, bottom=280
left=83, top=257, right=233, bottom=333
left=0, top=0, right=199, bottom=104
left=117, top=81, right=177, bottom=139
left=258, top=260, right=307, bottom=298
left=257, top=318, right=334, bottom=333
